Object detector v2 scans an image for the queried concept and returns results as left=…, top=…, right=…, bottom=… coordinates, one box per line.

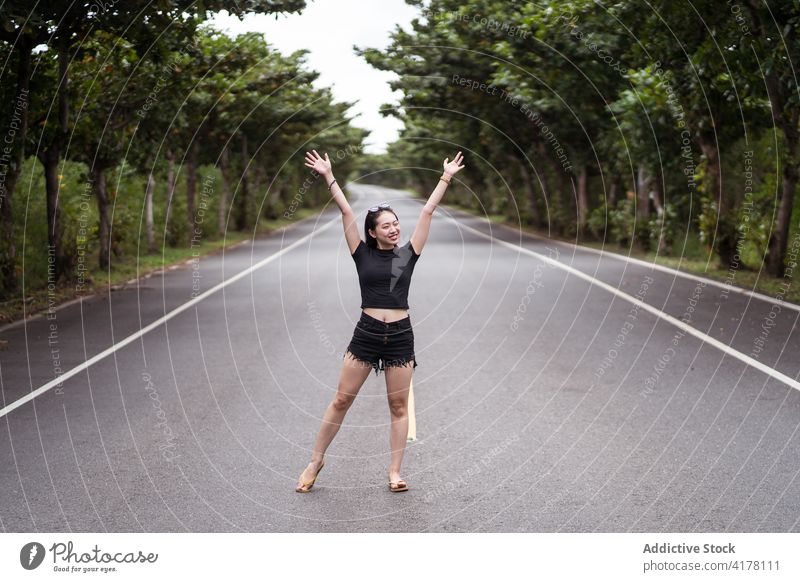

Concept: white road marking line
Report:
left=471, top=209, right=800, bottom=313
left=447, top=216, right=800, bottom=393
left=407, top=379, right=416, bottom=442
left=0, top=218, right=337, bottom=419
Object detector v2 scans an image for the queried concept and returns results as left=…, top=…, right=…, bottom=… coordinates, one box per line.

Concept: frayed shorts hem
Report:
left=343, top=349, right=418, bottom=376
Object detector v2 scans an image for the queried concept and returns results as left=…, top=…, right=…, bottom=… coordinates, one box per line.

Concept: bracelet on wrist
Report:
left=439, top=176, right=451, bottom=185
left=327, top=179, right=337, bottom=190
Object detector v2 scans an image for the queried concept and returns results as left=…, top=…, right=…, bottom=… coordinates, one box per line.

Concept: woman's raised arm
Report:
left=304, top=150, right=361, bottom=253
left=410, top=151, right=466, bottom=255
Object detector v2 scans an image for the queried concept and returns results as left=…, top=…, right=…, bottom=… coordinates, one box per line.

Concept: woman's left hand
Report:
left=304, top=150, right=332, bottom=177
left=443, top=151, right=465, bottom=177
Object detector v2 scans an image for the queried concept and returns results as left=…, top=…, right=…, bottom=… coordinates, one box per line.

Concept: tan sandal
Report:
left=388, top=479, right=408, bottom=492
left=295, top=461, right=324, bottom=493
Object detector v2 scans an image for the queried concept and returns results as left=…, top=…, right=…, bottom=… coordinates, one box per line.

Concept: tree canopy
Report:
left=359, top=0, right=799, bottom=279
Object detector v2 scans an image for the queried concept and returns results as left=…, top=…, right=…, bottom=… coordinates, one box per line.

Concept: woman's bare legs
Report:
left=296, top=351, right=374, bottom=491
left=385, top=361, right=414, bottom=484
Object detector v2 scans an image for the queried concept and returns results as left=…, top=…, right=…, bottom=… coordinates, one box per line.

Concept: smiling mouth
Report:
left=389, top=234, right=397, bottom=239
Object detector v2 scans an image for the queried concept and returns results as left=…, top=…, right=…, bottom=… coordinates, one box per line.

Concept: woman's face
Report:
left=369, top=210, right=400, bottom=247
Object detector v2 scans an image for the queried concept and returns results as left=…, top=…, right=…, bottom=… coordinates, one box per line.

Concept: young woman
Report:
left=295, top=149, right=465, bottom=493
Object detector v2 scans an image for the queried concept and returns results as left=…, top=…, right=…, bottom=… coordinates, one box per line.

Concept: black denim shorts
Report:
left=343, top=312, right=418, bottom=376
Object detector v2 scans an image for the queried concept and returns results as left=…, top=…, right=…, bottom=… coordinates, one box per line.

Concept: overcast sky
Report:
left=210, top=0, right=421, bottom=154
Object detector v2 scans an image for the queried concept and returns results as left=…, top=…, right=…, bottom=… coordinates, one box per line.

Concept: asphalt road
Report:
left=1, top=183, right=798, bottom=532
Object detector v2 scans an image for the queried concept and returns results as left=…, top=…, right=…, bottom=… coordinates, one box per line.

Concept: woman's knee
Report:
left=332, top=392, right=356, bottom=412
left=388, top=398, right=407, bottom=418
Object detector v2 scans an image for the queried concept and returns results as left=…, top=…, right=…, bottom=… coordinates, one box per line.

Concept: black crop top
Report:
left=351, top=239, right=421, bottom=309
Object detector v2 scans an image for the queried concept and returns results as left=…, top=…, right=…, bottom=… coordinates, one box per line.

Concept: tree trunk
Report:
left=236, top=134, right=249, bottom=230
left=536, top=168, right=552, bottom=227
left=266, top=186, right=281, bottom=221
left=415, top=178, right=427, bottom=200
left=0, top=39, right=33, bottom=296
left=745, top=1, right=799, bottom=277
left=651, top=175, right=668, bottom=254
left=766, top=139, right=798, bottom=277
left=635, top=166, right=650, bottom=219
left=608, top=175, right=619, bottom=208
left=165, top=149, right=177, bottom=246
left=218, top=147, right=229, bottom=237
left=92, top=166, right=111, bottom=270
left=577, top=164, right=589, bottom=235
left=38, top=44, right=71, bottom=281
left=144, top=171, right=156, bottom=254
left=635, top=165, right=651, bottom=251
left=651, top=172, right=664, bottom=215
left=278, top=174, right=290, bottom=205
left=517, top=157, right=541, bottom=227
left=186, top=141, right=198, bottom=246
left=40, top=147, right=68, bottom=278
left=539, top=142, right=571, bottom=234
left=55, top=43, right=70, bottom=273
left=698, top=136, right=735, bottom=266
left=252, top=165, right=271, bottom=221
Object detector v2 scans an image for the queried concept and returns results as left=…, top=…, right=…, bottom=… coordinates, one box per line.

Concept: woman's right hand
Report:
left=304, top=150, right=332, bottom=177
left=443, top=151, right=465, bottom=177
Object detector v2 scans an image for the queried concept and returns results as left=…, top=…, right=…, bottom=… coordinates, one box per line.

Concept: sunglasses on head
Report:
left=368, top=202, right=391, bottom=213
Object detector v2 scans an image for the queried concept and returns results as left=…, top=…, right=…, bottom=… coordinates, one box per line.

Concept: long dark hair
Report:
left=364, top=208, right=399, bottom=249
